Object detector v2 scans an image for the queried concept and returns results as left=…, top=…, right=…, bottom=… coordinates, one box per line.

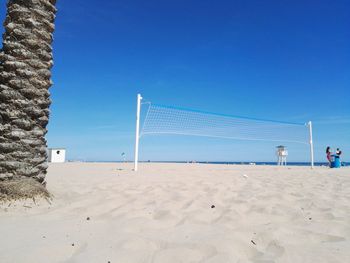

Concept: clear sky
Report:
left=1, top=0, right=349, bottom=163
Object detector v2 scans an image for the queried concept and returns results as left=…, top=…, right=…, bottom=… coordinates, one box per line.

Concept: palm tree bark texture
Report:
left=0, top=0, right=57, bottom=184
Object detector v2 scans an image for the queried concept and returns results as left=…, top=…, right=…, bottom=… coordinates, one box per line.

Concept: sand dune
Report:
left=1, top=163, right=350, bottom=263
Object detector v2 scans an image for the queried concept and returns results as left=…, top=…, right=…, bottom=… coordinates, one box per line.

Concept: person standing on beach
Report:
left=326, top=147, right=332, bottom=167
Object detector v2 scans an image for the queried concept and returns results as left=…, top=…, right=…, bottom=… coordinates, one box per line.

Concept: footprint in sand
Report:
left=153, top=210, right=172, bottom=220
left=265, top=241, right=285, bottom=258
left=153, top=244, right=217, bottom=263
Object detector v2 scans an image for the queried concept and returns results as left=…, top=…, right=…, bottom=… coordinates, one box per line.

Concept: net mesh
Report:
left=141, top=104, right=309, bottom=144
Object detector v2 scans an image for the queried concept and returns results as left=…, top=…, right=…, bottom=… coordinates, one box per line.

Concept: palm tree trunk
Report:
left=0, top=0, right=57, bottom=186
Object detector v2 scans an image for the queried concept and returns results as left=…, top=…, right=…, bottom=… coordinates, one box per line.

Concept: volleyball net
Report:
left=134, top=94, right=314, bottom=170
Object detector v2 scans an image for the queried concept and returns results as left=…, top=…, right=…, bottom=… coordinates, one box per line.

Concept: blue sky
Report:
left=1, top=0, right=349, bottom=162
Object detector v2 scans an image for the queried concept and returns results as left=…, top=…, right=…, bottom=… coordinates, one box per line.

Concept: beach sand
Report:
left=1, top=162, right=350, bottom=263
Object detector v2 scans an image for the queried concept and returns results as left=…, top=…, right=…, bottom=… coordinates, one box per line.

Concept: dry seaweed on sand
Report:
left=0, top=178, right=50, bottom=202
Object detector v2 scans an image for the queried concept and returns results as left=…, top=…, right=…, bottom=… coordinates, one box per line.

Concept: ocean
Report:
left=69, top=160, right=347, bottom=167
left=137, top=161, right=347, bottom=167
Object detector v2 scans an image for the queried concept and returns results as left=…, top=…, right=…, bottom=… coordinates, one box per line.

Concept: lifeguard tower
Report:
left=276, top=145, right=288, bottom=166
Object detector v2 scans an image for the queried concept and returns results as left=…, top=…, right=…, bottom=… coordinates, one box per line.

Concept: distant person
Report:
left=326, top=146, right=332, bottom=166
left=336, top=148, right=342, bottom=156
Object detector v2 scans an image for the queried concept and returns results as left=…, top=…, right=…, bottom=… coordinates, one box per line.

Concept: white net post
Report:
left=308, top=121, right=314, bottom=168
left=134, top=94, right=142, bottom=171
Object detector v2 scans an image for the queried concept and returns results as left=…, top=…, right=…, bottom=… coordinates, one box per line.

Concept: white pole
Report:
left=308, top=121, right=314, bottom=168
left=134, top=94, right=142, bottom=171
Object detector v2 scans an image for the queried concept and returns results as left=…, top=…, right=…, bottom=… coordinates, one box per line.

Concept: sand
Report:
left=1, top=162, right=350, bottom=263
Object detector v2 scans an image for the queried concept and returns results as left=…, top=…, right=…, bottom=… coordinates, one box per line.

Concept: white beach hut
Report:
left=48, top=148, right=66, bottom=163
